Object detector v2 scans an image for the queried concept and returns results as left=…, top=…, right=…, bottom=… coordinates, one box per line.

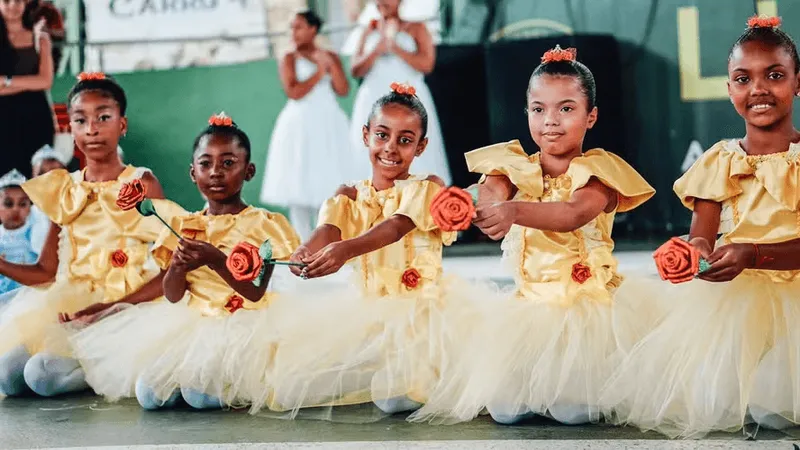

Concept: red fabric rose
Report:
left=430, top=186, right=476, bottom=231
left=225, top=295, right=244, bottom=314
left=116, top=179, right=147, bottom=211
left=226, top=242, right=264, bottom=282
left=401, top=268, right=421, bottom=289
left=571, top=263, right=592, bottom=284
left=653, top=237, right=701, bottom=284
left=110, top=250, right=128, bottom=268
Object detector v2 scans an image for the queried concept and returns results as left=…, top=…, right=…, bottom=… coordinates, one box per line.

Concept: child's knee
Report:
left=135, top=377, right=179, bottom=410
left=180, top=387, right=222, bottom=410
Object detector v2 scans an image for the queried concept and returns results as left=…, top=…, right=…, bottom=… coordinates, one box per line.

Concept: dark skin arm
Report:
left=473, top=179, right=616, bottom=240
left=689, top=198, right=800, bottom=281
left=303, top=215, right=416, bottom=279
left=289, top=184, right=357, bottom=277
left=60, top=271, right=167, bottom=323
left=327, top=52, right=350, bottom=96
left=280, top=52, right=325, bottom=100
left=0, top=33, right=53, bottom=94
left=389, top=23, right=436, bottom=74
left=164, top=238, right=270, bottom=303
left=0, top=221, right=59, bottom=285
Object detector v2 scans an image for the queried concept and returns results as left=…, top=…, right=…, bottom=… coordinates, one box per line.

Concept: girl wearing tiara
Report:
left=70, top=113, right=300, bottom=410
left=244, top=82, right=464, bottom=417
left=260, top=10, right=352, bottom=241
left=601, top=17, right=800, bottom=437
left=0, top=170, right=40, bottom=297
left=348, top=0, right=450, bottom=184
left=0, top=73, right=185, bottom=398
left=409, top=46, right=655, bottom=426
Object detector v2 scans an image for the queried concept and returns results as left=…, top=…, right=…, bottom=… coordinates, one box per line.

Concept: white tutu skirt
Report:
left=0, top=281, right=104, bottom=358
left=243, top=276, right=488, bottom=420
left=71, top=301, right=280, bottom=405
left=260, top=95, right=352, bottom=208
left=600, top=273, right=800, bottom=438
left=408, top=275, right=662, bottom=425
left=349, top=73, right=450, bottom=185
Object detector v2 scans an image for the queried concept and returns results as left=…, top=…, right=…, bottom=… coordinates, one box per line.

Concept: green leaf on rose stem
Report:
left=135, top=198, right=156, bottom=217
left=466, top=185, right=479, bottom=205
left=698, top=258, right=711, bottom=274
left=253, top=265, right=266, bottom=287
left=259, top=239, right=273, bottom=261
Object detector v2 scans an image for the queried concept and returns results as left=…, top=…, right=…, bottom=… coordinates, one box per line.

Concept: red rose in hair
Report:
left=116, top=179, right=147, bottom=211
left=401, top=268, right=421, bottom=289
left=369, top=19, right=379, bottom=30
left=78, top=72, right=106, bottom=81
left=430, top=186, right=476, bottom=231
left=225, top=295, right=245, bottom=314
left=541, top=45, right=577, bottom=64
left=110, top=250, right=128, bottom=268
left=747, top=15, right=781, bottom=29
left=390, top=82, right=416, bottom=96
left=571, top=263, right=592, bottom=284
left=226, top=242, right=264, bottom=282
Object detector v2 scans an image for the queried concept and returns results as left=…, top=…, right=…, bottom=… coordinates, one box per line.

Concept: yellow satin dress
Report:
left=0, top=166, right=185, bottom=358
left=256, top=176, right=459, bottom=415
left=409, top=140, right=656, bottom=425
left=602, top=139, right=800, bottom=437
left=70, top=206, right=300, bottom=404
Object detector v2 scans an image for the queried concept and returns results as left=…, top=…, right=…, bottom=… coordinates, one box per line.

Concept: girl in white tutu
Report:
left=408, top=46, right=655, bottom=426
left=69, top=113, right=300, bottom=409
left=259, top=10, right=351, bottom=241
left=600, top=16, right=800, bottom=438
left=246, top=82, right=462, bottom=418
left=349, top=0, right=450, bottom=184
left=0, top=73, right=185, bottom=398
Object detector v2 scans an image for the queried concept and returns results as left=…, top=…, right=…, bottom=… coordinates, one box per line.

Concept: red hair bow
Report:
left=390, top=82, right=416, bottom=96
left=77, top=72, right=106, bottom=81
left=541, top=45, right=577, bottom=64
left=747, top=15, right=781, bottom=29
left=208, top=112, right=234, bottom=127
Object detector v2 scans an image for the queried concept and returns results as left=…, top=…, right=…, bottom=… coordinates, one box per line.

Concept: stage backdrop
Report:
left=441, top=0, right=800, bottom=236
left=82, top=0, right=270, bottom=73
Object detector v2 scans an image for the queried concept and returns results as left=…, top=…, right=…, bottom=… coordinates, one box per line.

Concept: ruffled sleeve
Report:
left=465, top=140, right=544, bottom=198
left=389, top=179, right=456, bottom=245
left=22, top=169, right=89, bottom=225
left=250, top=211, right=300, bottom=261
left=151, top=214, right=184, bottom=270
left=569, top=149, right=655, bottom=212
left=673, top=141, right=748, bottom=210
left=318, top=192, right=375, bottom=240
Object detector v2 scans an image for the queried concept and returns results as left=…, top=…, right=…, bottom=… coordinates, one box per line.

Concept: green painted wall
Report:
left=52, top=59, right=358, bottom=213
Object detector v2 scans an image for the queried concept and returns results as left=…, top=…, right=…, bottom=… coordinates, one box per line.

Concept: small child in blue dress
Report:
left=0, top=170, right=42, bottom=299
left=29, top=145, right=70, bottom=253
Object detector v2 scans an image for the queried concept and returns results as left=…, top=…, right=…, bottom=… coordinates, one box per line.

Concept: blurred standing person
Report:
left=349, top=0, right=450, bottom=184
left=26, top=0, right=64, bottom=72
left=259, top=10, right=350, bottom=241
left=0, top=0, right=54, bottom=178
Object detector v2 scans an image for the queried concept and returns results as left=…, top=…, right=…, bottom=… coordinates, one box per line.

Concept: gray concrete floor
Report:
left=0, top=392, right=794, bottom=449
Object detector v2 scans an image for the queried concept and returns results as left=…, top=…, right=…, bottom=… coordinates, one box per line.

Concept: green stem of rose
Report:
left=155, top=213, right=181, bottom=239
left=270, top=260, right=306, bottom=267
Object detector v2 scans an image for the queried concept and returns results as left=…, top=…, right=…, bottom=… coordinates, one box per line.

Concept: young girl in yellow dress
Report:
left=600, top=17, right=800, bottom=438
left=0, top=73, right=184, bottom=398
left=69, top=113, right=301, bottom=409
left=243, top=82, right=461, bottom=417
left=408, top=46, right=655, bottom=426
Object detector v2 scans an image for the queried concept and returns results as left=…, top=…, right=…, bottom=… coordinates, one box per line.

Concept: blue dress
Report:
left=0, top=220, right=40, bottom=296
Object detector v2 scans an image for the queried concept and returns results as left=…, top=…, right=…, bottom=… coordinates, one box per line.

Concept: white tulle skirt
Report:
left=407, top=274, right=663, bottom=425
left=600, top=272, right=800, bottom=438
left=240, top=276, right=490, bottom=419
left=70, top=301, right=281, bottom=405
